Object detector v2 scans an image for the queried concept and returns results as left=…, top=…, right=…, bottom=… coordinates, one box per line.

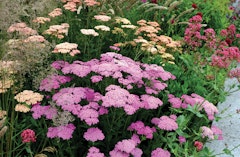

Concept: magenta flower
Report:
left=51, top=60, right=70, bottom=70
left=115, top=139, right=136, bottom=153
left=91, top=75, right=103, bottom=83
left=211, top=125, right=223, bottom=140
left=61, top=61, right=91, bottom=77
left=21, top=129, right=36, bottom=143
left=168, top=94, right=182, bottom=108
left=178, top=136, right=186, bottom=144
left=109, top=46, right=120, bottom=51
left=201, top=126, right=214, bottom=139
left=86, top=147, right=105, bottom=157
left=78, top=106, right=99, bottom=125
left=102, top=85, right=142, bottom=115
left=31, top=103, right=57, bottom=119
left=39, top=74, right=71, bottom=92
left=151, top=115, right=178, bottom=131
left=84, top=127, right=105, bottom=142
left=151, top=148, right=171, bottom=157
left=141, top=94, right=163, bottom=109
left=128, top=121, right=156, bottom=139
left=47, top=123, right=76, bottom=140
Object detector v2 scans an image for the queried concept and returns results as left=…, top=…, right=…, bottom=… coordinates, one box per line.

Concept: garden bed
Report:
left=0, top=0, right=239, bottom=156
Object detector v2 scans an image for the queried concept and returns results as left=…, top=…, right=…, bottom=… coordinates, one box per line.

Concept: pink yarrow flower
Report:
left=83, top=127, right=105, bottom=142
left=151, top=115, right=178, bottom=131
left=47, top=123, right=76, bottom=140
left=86, top=147, right=105, bottom=157
left=151, top=148, right=171, bottom=157
left=21, top=129, right=36, bottom=143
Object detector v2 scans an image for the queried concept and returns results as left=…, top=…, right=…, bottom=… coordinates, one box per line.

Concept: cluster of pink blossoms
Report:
left=55, top=52, right=175, bottom=94
left=47, top=123, right=76, bottom=140
left=109, top=138, right=142, bottom=157
left=211, top=46, right=240, bottom=68
left=220, top=24, right=240, bottom=46
left=21, top=129, right=36, bottom=143
left=7, top=22, right=37, bottom=36
left=184, top=15, right=204, bottom=49
left=228, top=67, right=240, bottom=82
left=86, top=147, right=105, bottom=157
left=151, top=115, right=178, bottom=131
left=201, top=125, right=223, bottom=140
left=83, top=127, right=105, bottom=142
left=151, top=148, right=171, bottom=157
left=127, top=121, right=156, bottom=139
left=168, top=93, right=218, bottom=120
left=202, top=28, right=217, bottom=49
left=39, top=74, right=72, bottom=92
left=34, top=52, right=175, bottom=140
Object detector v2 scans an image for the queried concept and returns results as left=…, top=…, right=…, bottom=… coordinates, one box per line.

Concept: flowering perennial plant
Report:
left=21, top=129, right=36, bottom=143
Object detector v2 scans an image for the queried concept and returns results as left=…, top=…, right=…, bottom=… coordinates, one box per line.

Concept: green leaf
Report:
left=223, top=148, right=233, bottom=156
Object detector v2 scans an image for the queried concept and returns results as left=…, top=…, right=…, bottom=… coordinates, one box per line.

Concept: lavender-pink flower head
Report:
left=83, top=127, right=105, bottom=142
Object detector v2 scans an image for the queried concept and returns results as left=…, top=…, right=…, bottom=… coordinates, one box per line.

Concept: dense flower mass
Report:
left=151, top=115, right=178, bottom=131
left=151, top=148, right=171, bottom=157
left=21, top=129, right=36, bottom=143
left=47, top=123, right=76, bottom=140
left=52, top=42, right=80, bottom=56
left=83, top=127, right=105, bottom=142
left=7, top=22, right=37, bottom=36
left=184, top=15, right=204, bottom=49
left=127, top=121, right=156, bottom=139
left=14, top=90, right=44, bottom=105
left=86, top=147, right=105, bottom=157
left=39, top=74, right=72, bottom=91
left=43, top=23, right=69, bottom=39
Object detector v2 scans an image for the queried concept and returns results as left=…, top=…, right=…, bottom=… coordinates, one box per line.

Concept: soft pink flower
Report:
left=84, top=127, right=105, bottom=142
left=21, top=129, right=36, bottom=143
left=178, top=136, right=186, bottom=144
left=91, top=75, right=103, bottom=83
left=39, top=74, right=72, bottom=92
left=168, top=94, right=182, bottom=108
left=47, top=123, right=76, bottom=140
left=194, top=141, right=203, bottom=151
left=211, top=125, right=223, bottom=140
left=94, top=15, right=111, bottom=22
left=31, top=103, right=57, bottom=119
left=140, top=94, right=163, bottom=109
left=201, top=126, right=214, bottom=139
left=151, top=148, right=171, bottom=157
left=128, top=121, right=156, bottom=139
left=49, top=8, right=62, bottom=17
left=86, top=147, right=105, bottom=157
left=115, top=139, right=136, bottom=153
left=151, top=115, right=178, bottom=131
left=131, top=148, right=143, bottom=157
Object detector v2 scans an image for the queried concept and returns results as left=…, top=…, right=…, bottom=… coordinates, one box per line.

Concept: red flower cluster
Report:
left=21, top=129, right=36, bottom=143
left=220, top=24, right=237, bottom=46
left=184, top=15, right=204, bottom=49
left=192, top=3, right=198, bottom=9
left=194, top=141, right=203, bottom=151
left=151, top=0, right=157, bottom=4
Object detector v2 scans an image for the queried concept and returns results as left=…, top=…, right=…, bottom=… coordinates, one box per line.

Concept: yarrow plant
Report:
left=27, top=50, right=222, bottom=156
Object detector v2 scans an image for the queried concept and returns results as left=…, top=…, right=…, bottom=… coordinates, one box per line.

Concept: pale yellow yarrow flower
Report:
left=94, top=15, right=111, bottom=22
left=115, top=17, right=131, bottom=24
left=80, top=29, right=99, bottom=36
left=121, top=25, right=137, bottom=29
left=94, top=25, right=110, bottom=31
left=14, top=90, right=44, bottom=105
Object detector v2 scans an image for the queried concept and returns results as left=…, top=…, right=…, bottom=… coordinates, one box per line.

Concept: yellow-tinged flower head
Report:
left=14, top=90, right=44, bottom=105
